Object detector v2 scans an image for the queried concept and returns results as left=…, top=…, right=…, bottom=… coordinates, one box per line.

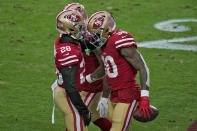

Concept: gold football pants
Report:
left=108, top=100, right=137, bottom=131
left=54, top=86, right=88, bottom=131
left=80, top=91, right=102, bottom=122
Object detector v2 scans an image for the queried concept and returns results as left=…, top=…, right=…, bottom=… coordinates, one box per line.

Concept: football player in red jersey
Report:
left=62, top=3, right=112, bottom=131
left=86, top=11, right=153, bottom=131
left=54, top=9, right=91, bottom=131
left=52, top=3, right=112, bottom=131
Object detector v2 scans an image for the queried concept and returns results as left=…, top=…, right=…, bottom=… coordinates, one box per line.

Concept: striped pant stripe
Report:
left=66, top=93, right=83, bottom=131
left=121, top=100, right=137, bottom=131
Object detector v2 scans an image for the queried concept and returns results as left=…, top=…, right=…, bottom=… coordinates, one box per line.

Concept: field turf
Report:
left=0, top=0, right=197, bottom=130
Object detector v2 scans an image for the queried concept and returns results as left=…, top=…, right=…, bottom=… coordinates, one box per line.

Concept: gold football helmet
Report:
left=56, top=10, right=86, bottom=39
left=87, top=11, right=116, bottom=48
left=62, top=3, right=88, bottom=21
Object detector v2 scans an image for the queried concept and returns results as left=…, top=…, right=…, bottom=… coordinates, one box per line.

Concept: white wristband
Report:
left=141, top=90, right=149, bottom=97
left=86, top=74, right=94, bottom=83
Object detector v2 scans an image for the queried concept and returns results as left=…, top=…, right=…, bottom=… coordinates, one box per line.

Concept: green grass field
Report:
left=0, top=0, right=197, bottom=130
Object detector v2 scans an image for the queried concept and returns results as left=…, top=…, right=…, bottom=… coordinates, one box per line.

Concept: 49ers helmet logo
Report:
left=93, top=17, right=104, bottom=28
left=67, top=14, right=80, bottom=22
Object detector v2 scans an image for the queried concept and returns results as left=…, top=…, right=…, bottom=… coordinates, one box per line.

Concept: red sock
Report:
left=65, top=128, right=68, bottom=131
left=93, top=117, right=112, bottom=131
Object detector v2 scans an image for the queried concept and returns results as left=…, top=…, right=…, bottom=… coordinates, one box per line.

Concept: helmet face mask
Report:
left=88, top=28, right=107, bottom=48
left=73, top=23, right=85, bottom=39
left=56, top=10, right=86, bottom=39
left=87, top=11, right=116, bottom=48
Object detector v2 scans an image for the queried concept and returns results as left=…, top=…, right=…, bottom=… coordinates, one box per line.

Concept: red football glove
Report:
left=138, top=96, right=153, bottom=118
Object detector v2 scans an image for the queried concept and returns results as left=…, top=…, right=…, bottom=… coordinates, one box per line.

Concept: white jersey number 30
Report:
left=102, top=55, right=118, bottom=78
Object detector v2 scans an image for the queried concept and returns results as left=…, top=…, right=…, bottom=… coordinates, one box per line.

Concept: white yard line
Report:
left=137, top=19, right=197, bottom=52
left=138, top=36, right=197, bottom=52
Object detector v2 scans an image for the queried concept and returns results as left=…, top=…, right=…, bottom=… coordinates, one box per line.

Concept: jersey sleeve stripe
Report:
left=115, top=38, right=134, bottom=44
left=61, top=59, right=79, bottom=66
left=115, top=42, right=136, bottom=48
left=58, top=55, right=77, bottom=62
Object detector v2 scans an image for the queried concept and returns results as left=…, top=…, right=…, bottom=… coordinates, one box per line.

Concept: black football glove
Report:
left=80, top=109, right=92, bottom=126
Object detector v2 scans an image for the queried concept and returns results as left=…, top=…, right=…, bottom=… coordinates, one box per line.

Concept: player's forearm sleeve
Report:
left=67, top=91, right=89, bottom=114
left=61, top=65, right=79, bottom=93
left=61, top=65, right=88, bottom=113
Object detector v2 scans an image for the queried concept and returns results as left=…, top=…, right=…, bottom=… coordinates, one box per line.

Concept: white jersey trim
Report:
left=61, top=59, right=79, bottom=65
left=116, top=42, right=136, bottom=48
left=115, top=38, right=134, bottom=44
left=58, top=55, right=77, bottom=62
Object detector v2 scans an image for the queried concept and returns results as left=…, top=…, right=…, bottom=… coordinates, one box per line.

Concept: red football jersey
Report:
left=54, top=36, right=86, bottom=92
left=100, top=29, right=141, bottom=103
left=82, top=52, right=103, bottom=93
